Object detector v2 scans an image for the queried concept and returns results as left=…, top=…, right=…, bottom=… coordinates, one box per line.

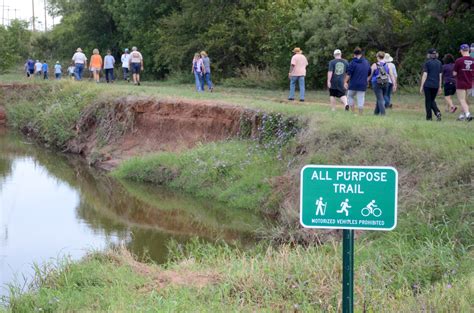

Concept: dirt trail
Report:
left=105, top=248, right=220, bottom=290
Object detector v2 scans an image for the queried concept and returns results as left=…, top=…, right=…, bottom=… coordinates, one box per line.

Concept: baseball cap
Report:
left=427, top=48, right=437, bottom=54
left=333, top=49, right=342, bottom=55
left=460, top=44, right=469, bottom=51
left=353, top=47, right=362, bottom=55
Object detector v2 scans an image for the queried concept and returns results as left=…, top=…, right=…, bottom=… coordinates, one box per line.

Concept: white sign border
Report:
left=300, top=165, right=398, bottom=231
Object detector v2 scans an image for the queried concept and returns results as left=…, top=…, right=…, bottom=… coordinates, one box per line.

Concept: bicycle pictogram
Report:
left=361, top=200, right=382, bottom=217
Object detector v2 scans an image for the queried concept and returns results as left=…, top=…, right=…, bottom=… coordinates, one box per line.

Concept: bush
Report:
left=222, top=66, right=284, bottom=89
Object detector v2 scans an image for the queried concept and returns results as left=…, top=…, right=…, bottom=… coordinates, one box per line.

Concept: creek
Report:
left=0, top=129, right=259, bottom=297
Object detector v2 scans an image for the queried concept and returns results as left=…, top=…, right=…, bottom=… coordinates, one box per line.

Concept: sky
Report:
left=1, top=0, right=56, bottom=31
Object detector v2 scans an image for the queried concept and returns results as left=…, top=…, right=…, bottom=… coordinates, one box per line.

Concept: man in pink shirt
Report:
left=288, top=47, right=308, bottom=102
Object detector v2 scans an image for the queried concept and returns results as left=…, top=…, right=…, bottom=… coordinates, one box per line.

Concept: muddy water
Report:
left=0, top=129, right=260, bottom=296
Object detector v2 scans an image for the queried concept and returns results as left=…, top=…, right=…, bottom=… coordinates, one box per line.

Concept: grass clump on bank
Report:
left=4, top=82, right=102, bottom=148
left=113, top=140, right=287, bottom=214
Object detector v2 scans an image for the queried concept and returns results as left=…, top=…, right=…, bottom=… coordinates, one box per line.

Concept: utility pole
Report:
left=44, top=0, right=47, bottom=31
left=32, top=0, right=35, bottom=31
left=0, top=3, right=11, bottom=26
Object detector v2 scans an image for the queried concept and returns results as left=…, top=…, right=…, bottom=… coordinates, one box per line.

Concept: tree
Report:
left=0, top=20, right=31, bottom=72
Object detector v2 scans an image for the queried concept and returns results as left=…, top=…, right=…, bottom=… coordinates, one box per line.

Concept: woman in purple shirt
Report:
left=442, top=54, right=457, bottom=113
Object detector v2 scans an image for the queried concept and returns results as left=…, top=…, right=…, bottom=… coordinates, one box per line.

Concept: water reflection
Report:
left=0, top=130, right=260, bottom=295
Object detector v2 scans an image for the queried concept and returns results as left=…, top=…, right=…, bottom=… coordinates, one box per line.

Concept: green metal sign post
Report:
left=342, top=229, right=354, bottom=313
left=300, top=165, right=398, bottom=312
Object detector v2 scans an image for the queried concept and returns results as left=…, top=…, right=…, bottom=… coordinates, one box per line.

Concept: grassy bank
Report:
left=5, top=238, right=473, bottom=312
left=1, top=78, right=473, bottom=311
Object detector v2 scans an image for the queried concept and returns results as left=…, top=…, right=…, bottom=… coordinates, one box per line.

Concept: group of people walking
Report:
left=289, top=47, right=398, bottom=115
left=26, top=47, right=145, bottom=86
left=24, top=43, right=473, bottom=121
left=192, top=51, right=214, bottom=92
left=24, top=59, right=60, bottom=80
left=71, top=47, right=144, bottom=85
left=420, top=44, right=474, bottom=121
left=288, top=43, right=473, bottom=121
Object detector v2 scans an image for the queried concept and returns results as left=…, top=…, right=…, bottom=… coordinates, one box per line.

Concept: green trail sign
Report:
left=300, top=165, right=398, bottom=231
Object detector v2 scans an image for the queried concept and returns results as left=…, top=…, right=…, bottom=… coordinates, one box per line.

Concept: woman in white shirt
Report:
left=191, top=53, right=204, bottom=92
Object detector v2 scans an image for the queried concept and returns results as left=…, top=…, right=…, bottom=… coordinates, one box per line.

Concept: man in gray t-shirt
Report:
left=327, top=49, right=349, bottom=111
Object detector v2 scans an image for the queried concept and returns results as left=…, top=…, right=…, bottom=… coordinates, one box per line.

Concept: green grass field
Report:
left=1, top=75, right=473, bottom=312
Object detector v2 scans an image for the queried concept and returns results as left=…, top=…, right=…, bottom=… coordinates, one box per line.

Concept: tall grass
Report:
left=4, top=82, right=100, bottom=148
left=4, top=237, right=473, bottom=312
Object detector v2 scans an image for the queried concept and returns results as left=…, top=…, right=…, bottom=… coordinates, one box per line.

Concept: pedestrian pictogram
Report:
left=315, top=197, right=327, bottom=216
left=337, top=199, right=351, bottom=216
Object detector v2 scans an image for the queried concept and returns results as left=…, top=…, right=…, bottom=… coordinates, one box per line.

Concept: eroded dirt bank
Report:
left=0, top=105, right=5, bottom=125
left=0, top=83, right=264, bottom=170
left=68, top=97, right=261, bottom=169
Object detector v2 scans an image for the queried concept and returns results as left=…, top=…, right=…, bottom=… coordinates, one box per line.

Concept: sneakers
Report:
left=436, top=112, right=442, bottom=121
left=467, top=113, right=473, bottom=122
left=457, top=113, right=466, bottom=121
left=299, top=99, right=304, bottom=102
left=345, top=104, right=350, bottom=111
left=450, top=106, right=457, bottom=113
left=288, top=98, right=295, bottom=101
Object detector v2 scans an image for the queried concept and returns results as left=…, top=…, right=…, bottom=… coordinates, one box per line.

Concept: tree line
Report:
left=7, top=0, right=474, bottom=88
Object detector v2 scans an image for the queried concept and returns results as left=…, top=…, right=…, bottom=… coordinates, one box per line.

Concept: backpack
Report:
left=376, top=63, right=389, bottom=87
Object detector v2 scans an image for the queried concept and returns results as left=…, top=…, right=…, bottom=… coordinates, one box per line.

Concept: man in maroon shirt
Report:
left=453, top=44, right=474, bottom=121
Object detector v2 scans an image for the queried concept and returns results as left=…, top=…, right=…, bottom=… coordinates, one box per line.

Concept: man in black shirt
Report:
left=327, top=49, right=349, bottom=111
left=420, top=48, right=442, bottom=121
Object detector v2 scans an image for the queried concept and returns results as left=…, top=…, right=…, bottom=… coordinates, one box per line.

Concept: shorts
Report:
left=131, top=63, right=141, bottom=74
left=28, top=69, right=34, bottom=75
left=347, top=90, right=366, bottom=109
left=90, top=67, right=101, bottom=73
left=444, top=82, right=456, bottom=97
left=329, top=88, right=346, bottom=98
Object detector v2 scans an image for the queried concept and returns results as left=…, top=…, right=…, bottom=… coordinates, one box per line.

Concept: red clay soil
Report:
left=67, top=96, right=259, bottom=170
left=0, top=105, right=5, bottom=125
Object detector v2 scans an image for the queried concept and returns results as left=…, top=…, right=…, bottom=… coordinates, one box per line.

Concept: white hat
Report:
left=384, top=53, right=394, bottom=63
left=334, top=49, right=342, bottom=55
